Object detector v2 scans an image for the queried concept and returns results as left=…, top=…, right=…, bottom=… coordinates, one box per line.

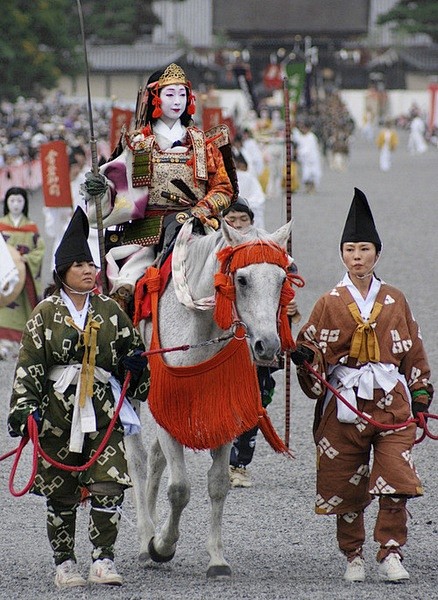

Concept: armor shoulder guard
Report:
left=204, top=124, right=230, bottom=148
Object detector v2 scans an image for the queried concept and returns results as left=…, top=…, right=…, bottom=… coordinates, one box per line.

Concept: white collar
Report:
left=60, top=289, right=90, bottom=329
left=153, top=119, right=186, bottom=148
left=340, top=272, right=381, bottom=320
left=10, top=215, right=23, bottom=226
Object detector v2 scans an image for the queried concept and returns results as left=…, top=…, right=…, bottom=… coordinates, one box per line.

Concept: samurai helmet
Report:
left=136, top=63, right=196, bottom=126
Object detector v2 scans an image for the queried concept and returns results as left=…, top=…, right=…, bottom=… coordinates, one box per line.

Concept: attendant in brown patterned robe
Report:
left=292, top=188, right=433, bottom=583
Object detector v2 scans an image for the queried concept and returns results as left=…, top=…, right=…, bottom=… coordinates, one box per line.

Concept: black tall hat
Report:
left=340, top=188, right=382, bottom=251
left=55, top=207, right=94, bottom=271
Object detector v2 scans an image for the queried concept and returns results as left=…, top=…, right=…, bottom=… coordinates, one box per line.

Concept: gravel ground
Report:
left=1, top=129, right=438, bottom=600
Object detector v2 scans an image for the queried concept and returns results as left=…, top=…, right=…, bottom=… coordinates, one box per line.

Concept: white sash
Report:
left=326, top=363, right=410, bottom=423
left=48, top=364, right=141, bottom=453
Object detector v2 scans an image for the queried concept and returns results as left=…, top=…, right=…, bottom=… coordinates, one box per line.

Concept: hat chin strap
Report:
left=62, top=282, right=94, bottom=296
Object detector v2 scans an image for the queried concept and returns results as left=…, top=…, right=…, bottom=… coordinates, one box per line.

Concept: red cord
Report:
left=4, top=372, right=132, bottom=497
left=303, top=361, right=438, bottom=444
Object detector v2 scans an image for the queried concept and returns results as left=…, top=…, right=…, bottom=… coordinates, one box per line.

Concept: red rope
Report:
left=1, top=344, right=211, bottom=498
left=3, top=373, right=132, bottom=497
left=303, top=361, right=438, bottom=444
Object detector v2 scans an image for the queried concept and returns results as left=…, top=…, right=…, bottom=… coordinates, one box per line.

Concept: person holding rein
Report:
left=8, top=207, right=149, bottom=589
left=291, top=188, right=433, bottom=583
left=223, top=197, right=300, bottom=488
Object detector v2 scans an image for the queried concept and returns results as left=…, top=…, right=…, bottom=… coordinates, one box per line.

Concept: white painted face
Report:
left=7, top=194, right=25, bottom=218
left=159, top=84, right=187, bottom=126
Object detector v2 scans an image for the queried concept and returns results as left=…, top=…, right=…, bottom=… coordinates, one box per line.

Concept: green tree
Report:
left=377, top=0, right=438, bottom=43
left=0, top=0, right=187, bottom=100
left=81, top=0, right=161, bottom=43
left=81, top=0, right=188, bottom=44
left=0, top=0, right=82, bottom=101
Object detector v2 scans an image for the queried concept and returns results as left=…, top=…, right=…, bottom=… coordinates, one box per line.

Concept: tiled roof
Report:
left=399, top=46, right=438, bottom=71
left=88, top=43, right=185, bottom=72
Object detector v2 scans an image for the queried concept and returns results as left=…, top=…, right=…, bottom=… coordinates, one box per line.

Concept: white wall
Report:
left=340, top=89, right=430, bottom=126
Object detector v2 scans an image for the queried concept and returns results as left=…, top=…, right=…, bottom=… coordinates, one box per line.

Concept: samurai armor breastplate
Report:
left=131, top=128, right=209, bottom=210
left=147, top=149, right=207, bottom=209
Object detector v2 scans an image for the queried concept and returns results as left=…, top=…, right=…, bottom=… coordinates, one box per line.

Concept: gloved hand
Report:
left=412, top=398, right=430, bottom=421
left=191, top=204, right=211, bottom=222
left=21, top=409, right=42, bottom=437
left=84, top=171, right=108, bottom=197
left=122, top=349, right=148, bottom=377
left=290, top=345, right=315, bottom=366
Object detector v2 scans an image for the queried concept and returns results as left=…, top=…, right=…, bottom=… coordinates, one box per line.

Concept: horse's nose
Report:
left=254, top=338, right=280, bottom=362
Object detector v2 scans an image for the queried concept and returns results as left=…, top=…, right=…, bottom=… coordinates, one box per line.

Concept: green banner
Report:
left=285, top=63, right=306, bottom=105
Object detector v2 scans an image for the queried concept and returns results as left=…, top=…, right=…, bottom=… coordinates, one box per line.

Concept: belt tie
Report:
left=66, top=317, right=101, bottom=407
left=348, top=302, right=382, bottom=363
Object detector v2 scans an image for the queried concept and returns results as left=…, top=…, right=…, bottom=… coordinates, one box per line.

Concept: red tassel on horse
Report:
left=213, top=272, right=235, bottom=330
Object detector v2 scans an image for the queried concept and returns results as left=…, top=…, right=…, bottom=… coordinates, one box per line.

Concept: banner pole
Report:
left=76, top=0, right=108, bottom=294
left=283, top=77, right=293, bottom=448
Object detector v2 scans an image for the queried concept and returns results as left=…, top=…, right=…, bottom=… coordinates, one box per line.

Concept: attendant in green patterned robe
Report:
left=8, top=207, right=149, bottom=589
left=0, top=187, right=45, bottom=357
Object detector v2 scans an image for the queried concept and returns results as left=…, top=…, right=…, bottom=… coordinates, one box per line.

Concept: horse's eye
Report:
left=236, top=275, right=247, bottom=286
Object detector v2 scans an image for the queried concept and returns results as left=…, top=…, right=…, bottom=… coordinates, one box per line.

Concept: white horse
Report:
left=125, top=218, right=293, bottom=579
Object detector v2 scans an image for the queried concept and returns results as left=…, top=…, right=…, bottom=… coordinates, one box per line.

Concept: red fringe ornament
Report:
left=187, top=89, right=196, bottom=115
left=279, top=278, right=296, bottom=351
left=142, top=265, right=291, bottom=455
left=133, top=266, right=161, bottom=326
left=150, top=87, right=163, bottom=119
left=213, top=272, right=235, bottom=330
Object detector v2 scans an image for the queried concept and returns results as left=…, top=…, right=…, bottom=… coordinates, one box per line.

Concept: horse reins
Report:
left=0, top=327, right=246, bottom=497
left=303, top=360, right=437, bottom=444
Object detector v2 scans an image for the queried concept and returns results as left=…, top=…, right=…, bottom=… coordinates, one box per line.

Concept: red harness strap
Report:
left=140, top=266, right=292, bottom=455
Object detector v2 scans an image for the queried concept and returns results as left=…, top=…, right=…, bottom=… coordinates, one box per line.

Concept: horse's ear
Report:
left=270, top=220, right=293, bottom=248
left=221, top=219, right=246, bottom=247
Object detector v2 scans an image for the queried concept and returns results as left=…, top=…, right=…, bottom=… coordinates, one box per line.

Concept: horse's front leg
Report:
left=124, top=432, right=156, bottom=564
left=206, top=442, right=232, bottom=579
left=148, top=427, right=190, bottom=563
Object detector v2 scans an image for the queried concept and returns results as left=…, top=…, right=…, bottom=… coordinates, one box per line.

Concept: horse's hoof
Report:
left=148, top=537, right=176, bottom=563
left=206, top=565, right=232, bottom=580
left=138, top=551, right=150, bottom=566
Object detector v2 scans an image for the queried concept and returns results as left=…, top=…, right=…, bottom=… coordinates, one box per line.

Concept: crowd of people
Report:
left=0, top=94, right=112, bottom=169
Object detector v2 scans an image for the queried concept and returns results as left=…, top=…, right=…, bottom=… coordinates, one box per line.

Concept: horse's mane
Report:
left=185, top=224, right=279, bottom=271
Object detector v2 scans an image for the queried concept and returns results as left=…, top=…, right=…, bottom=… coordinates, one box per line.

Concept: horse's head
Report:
left=218, top=220, right=294, bottom=363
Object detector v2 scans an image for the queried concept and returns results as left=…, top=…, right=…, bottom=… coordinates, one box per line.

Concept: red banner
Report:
left=110, top=107, right=133, bottom=152
left=263, top=63, right=283, bottom=90
left=202, top=107, right=223, bottom=131
left=40, top=140, right=72, bottom=207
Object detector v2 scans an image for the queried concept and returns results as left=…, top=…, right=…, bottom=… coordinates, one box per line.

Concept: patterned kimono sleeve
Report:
left=195, top=143, right=234, bottom=216
left=113, top=305, right=150, bottom=402
left=8, top=308, right=48, bottom=437
left=398, top=296, right=434, bottom=403
left=86, top=150, right=130, bottom=228
left=295, top=297, right=328, bottom=400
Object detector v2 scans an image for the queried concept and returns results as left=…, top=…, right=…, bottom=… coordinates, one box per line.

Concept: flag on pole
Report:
left=202, top=107, right=223, bottom=131
left=285, top=63, right=306, bottom=106
left=40, top=140, right=72, bottom=207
